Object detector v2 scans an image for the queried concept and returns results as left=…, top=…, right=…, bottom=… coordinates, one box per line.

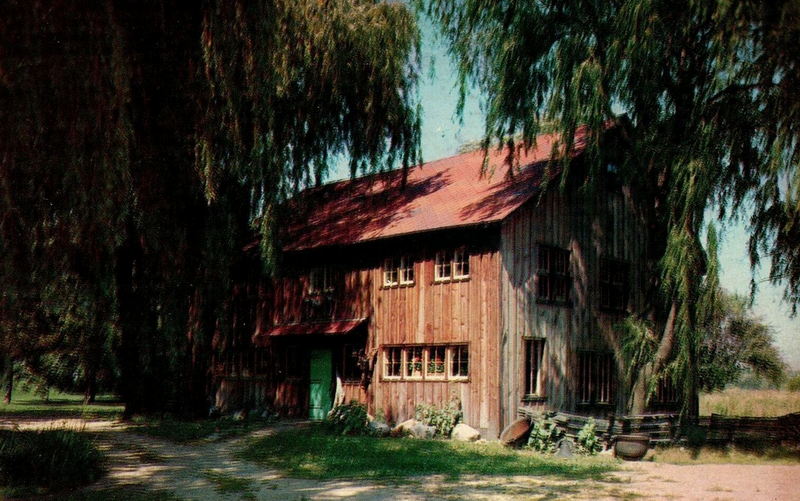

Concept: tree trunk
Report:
left=2, top=356, right=13, bottom=404
left=627, top=300, right=678, bottom=415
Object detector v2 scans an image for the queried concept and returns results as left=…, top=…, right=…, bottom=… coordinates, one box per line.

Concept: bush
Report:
left=0, top=429, right=105, bottom=492
left=526, top=415, right=564, bottom=453
left=325, top=401, right=369, bottom=435
left=414, top=400, right=462, bottom=437
left=576, top=418, right=603, bottom=455
left=787, top=374, right=800, bottom=392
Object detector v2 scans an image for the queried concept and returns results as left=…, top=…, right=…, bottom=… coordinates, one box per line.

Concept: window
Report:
left=341, top=344, right=363, bottom=382
left=537, top=244, right=571, bottom=304
left=450, top=345, right=469, bottom=379
left=383, top=258, right=399, bottom=286
left=384, top=347, right=402, bottom=378
left=453, top=248, right=469, bottom=278
left=577, top=351, right=616, bottom=405
left=525, top=338, right=545, bottom=397
left=653, top=376, right=678, bottom=404
left=275, top=345, right=303, bottom=380
left=382, top=344, right=469, bottom=381
left=309, top=267, right=334, bottom=294
left=434, top=251, right=452, bottom=281
left=599, top=258, right=629, bottom=312
left=435, top=248, right=470, bottom=282
left=405, top=346, right=424, bottom=378
left=426, top=346, right=446, bottom=379
left=383, top=256, right=415, bottom=287
left=399, top=256, right=415, bottom=284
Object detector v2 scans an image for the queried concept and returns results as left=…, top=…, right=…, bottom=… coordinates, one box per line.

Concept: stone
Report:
left=451, top=423, right=481, bottom=442
left=555, top=438, right=575, bottom=458
left=410, top=423, right=436, bottom=439
left=369, top=421, right=391, bottom=437
left=391, top=418, right=418, bottom=437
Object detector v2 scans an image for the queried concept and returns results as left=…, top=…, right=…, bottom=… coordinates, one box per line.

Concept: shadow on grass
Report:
left=239, top=425, right=617, bottom=482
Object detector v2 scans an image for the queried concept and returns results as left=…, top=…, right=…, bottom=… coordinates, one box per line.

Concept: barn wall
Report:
left=499, top=178, right=649, bottom=429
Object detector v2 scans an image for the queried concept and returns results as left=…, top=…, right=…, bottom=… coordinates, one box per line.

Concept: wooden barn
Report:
left=216, top=129, right=675, bottom=438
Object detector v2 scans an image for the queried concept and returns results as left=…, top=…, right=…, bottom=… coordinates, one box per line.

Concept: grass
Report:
left=649, top=444, right=800, bottom=465
left=239, top=424, right=618, bottom=482
left=0, top=428, right=106, bottom=498
left=203, top=469, right=258, bottom=500
left=133, top=415, right=275, bottom=443
left=63, top=487, right=186, bottom=501
left=700, top=389, right=800, bottom=417
left=0, top=388, right=123, bottom=419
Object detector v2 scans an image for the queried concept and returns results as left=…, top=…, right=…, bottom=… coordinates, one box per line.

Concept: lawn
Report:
left=0, top=388, right=124, bottom=419
left=239, top=425, right=618, bottom=482
left=700, top=389, right=800, bottom=417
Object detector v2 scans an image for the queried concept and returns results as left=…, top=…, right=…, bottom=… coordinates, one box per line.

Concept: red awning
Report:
left=252, top=318, right=367, bottom=345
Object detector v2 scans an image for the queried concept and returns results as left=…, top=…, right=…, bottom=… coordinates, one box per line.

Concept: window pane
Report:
left=525, top=339, right=545, bottom=396
left=406, top=347, right=424, bottom=377
left=383, top=258, right=398, bottom=286
left=435, top=251, right=451, bottom=281
left=450, top=345, right=468, bottom=378
left=426, top=346, right=446, bottom=377
left=453, top=248, right=469, bottom=278
left=399, top=256, right=414, bottom=284
left=385, top=347, right=402, bottom=378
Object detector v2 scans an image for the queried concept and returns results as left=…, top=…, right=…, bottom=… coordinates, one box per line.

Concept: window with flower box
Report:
left=382, top=344, right=469, bottom=381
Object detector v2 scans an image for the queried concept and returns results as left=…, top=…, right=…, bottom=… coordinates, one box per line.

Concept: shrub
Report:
left=325, top=401, right=369, bottom=435
left=526, top=415, right=564, bottom=453
left=0, top=429, right=105, bottom=491
left=788, top=374, right=800, bottom=392
left=576, top=418, right=603, bottom=455
left=414, top=400, right=462, bottom=437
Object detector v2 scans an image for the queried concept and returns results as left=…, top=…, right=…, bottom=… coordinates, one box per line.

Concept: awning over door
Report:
left=252, top=318, right=367, bottom=346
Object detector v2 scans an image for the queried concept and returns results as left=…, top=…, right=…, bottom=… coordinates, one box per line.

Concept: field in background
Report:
left=700, top=389, right=800, bottom=417
left=0, top=389, right=123, bottom=419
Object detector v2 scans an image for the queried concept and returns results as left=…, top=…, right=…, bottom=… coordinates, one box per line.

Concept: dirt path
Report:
left=3, top=417, right=798, bottom=500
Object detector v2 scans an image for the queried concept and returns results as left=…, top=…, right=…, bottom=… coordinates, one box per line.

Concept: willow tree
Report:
left=1, top=0, right=420, bottom=415
left=427, top=0, right=799, bottom=415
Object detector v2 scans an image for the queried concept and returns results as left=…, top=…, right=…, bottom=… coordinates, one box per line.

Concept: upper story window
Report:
left=599, top=258, right=629, bottom=312
left=536, top=244, right=571, bottom=305
left=308, top=266, right=334, bottom=294
left=383, top=256, right=415, bottom=287
left=435, top=247, right=470, bottom=282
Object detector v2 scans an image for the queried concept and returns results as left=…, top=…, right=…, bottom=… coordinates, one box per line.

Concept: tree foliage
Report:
left=428, top=0, right=799, bottom=414
left=0, top=1, right=420, bottom=414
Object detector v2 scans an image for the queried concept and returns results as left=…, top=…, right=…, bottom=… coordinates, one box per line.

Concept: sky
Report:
left=336, top=18, right=800, bottom=370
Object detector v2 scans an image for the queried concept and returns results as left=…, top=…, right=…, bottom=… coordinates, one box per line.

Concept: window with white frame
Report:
left=435, top=248, right=470, bottom=282
left=383, top=256, right=415, bottom=287
left=383, top=258, right=399, bottom=286
left=382, top=344, right=469, bottom=381
left=524, top=338, right=545, bottom=397
left=450, top=345, right=469, bottom=379
left=399, top=256, right=415, bottom=284
left=384, top=347, right=402, bottom=379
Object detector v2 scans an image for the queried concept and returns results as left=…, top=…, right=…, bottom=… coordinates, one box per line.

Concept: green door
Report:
left=309, top=349, right=333, bottom=420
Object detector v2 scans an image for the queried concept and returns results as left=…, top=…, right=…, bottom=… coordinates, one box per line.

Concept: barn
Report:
left=215, top=128, right=675, bottom=438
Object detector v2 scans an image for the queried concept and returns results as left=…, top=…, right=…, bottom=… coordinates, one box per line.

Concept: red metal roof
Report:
left=252, top=318, right=367, bottom=345
left=284, top=130, right=589, bottom=251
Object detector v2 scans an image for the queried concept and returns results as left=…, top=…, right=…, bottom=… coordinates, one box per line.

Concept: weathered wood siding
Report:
left=369, top=241, right=502, bottom=437
left=499, top=181, right=648, bottom=429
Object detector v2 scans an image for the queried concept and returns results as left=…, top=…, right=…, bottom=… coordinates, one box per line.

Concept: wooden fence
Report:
left=518, top=408, right=800, bottom=446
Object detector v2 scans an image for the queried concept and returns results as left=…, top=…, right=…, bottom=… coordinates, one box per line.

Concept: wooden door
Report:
left=309, top=349, right=333, bottom=420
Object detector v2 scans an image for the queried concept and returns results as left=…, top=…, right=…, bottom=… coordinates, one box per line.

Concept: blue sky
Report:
left=336, top=18, right=800, bottom=370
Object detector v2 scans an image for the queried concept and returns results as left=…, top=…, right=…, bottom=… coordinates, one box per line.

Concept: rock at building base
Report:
left=410, top=423, right=436, bottom=439
left=391, top=418, right=418, bottom=437
left=451, top=423, right=481, bottom=442
left=369, top=421, right=391, bottom=437
left=555, top=438, right=575, bottom=458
